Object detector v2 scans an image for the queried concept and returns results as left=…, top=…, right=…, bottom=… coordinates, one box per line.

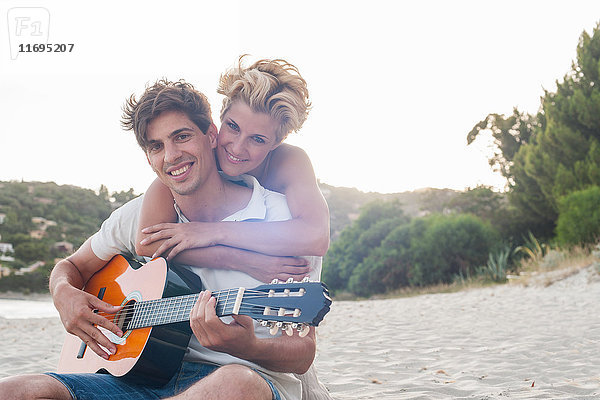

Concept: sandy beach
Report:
left=1, top=265, right=599, bottom=399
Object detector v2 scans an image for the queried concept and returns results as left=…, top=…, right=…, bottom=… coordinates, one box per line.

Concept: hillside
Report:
left=0, top=179, right=459, bottom=292
left=320, top=182, right=459, bottom=238
left=0, top=181, right=138, bottom=292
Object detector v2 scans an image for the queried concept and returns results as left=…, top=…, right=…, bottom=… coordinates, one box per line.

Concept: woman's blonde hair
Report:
left=218, top=56, right=311, bottom=142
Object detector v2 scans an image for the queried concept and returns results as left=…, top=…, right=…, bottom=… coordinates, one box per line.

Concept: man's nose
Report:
left=164, top=143, right=183, bottom=163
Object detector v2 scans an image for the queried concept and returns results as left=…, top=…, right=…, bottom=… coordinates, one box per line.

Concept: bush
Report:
left=323, top=200, right=408, bottom=292
left=345, top=214, right=499, bottom=296
left=409, top=214, right=500, bottom=286
left=556, top=186, right=600, bottom=246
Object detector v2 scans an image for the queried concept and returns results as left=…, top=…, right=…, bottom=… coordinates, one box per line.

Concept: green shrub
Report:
left=556, top=186, right=600, bottom=246
left=346, top=214, right=499, bottom=296
left=409, top=214, right=500, bottom=287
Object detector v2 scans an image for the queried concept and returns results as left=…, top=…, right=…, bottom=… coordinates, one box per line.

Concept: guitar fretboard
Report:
left=127, top=288, right=243, bottom=330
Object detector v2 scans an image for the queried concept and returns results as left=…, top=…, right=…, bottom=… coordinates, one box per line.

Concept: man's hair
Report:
left=121, top=79, right=212, bottom=150
left=217, top=57, right=311, bottom=143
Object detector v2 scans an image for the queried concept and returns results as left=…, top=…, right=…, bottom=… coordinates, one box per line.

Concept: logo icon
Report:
left=7, top=7, right=50, bottom=60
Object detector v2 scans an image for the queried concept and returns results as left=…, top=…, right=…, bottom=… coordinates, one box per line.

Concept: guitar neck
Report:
left=127, top=288, right=244, bottom=330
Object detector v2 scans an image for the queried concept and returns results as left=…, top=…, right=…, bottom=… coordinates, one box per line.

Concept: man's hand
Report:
left=53, top=282, right=123, bottom=360
left=189, top=290, right=257, bottom=358
left=189, top=290, right=317, bottom=373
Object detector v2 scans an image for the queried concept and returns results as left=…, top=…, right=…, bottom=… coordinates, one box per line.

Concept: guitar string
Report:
left=94, top=288, right=307, bottom=325
left=94, top=287, right=308, bottom=317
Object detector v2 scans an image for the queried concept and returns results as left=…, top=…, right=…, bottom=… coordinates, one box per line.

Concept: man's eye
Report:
left=176, top=133, right=191, bottom=141
left=149, top=143, right=162, bottom=152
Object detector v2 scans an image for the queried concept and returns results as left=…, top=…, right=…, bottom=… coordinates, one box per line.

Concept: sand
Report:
left=1, top=265, right=599, bottom=399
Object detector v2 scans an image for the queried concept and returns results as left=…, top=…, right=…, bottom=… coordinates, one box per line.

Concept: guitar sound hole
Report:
left=114, top=300, right=136, bottom=332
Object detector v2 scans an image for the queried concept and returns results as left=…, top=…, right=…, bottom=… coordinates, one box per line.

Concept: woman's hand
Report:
left=140, top=222, right=218, bottom=259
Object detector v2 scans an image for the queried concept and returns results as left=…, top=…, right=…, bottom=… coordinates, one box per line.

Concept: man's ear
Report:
left=146, top=153, right=156, bottom=173
left=207, top=123, right=218, bottom=149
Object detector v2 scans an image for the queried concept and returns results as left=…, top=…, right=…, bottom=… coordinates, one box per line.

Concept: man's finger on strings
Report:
left=91, top=310, right=123, bottom=338
left=79, top=325, right=116, bottom=359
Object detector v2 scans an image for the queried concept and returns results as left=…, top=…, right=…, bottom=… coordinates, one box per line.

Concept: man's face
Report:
left=145, top=110, right=217, bottom=196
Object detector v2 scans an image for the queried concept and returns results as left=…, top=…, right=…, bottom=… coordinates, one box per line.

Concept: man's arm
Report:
left=50, top=239, right=123, bottom=359
left=191, top=290, right=316, bottom=374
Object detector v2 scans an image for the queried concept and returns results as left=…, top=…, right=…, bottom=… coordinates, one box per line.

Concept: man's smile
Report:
left=166, top=162, right=193, bottom=180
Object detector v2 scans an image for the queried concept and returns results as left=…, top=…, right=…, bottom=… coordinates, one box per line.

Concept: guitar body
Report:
left=57, top=255, right=202, bottom=387
left=57, top=255, right=331, bottom=387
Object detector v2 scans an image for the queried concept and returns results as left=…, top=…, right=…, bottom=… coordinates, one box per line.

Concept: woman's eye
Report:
left=253, top=136, right=266, bottom=144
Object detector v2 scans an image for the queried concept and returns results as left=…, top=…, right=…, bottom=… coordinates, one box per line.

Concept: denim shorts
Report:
left=46, top=361, right=281, bottom=400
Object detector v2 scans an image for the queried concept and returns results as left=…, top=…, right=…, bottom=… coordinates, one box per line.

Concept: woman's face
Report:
left=216, top=101, right=281, bottom=177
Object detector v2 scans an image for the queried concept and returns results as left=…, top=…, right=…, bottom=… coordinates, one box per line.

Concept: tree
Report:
left=469, top=24, right=600, bottom=240
left=467, top=108, right=540, bottom=185
left=112, top=188, right=138, bottom=204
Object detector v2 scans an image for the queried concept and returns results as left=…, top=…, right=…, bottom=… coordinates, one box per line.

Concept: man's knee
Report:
left=188, top=364, right=272, bottom=400
left=214, top=364, right=264, bottom=387
left=0, top=374, right=71, bottom=400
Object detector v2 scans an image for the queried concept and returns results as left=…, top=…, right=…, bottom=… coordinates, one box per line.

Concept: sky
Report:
left=1, top=1, right=599, bottom=195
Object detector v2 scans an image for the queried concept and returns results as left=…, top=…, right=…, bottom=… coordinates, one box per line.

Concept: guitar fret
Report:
left=130, top=301, right=143, bottom=330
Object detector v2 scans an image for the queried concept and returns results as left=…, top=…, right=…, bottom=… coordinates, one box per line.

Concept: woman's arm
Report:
left=141, top=145, right=330, bottom=257
left=135, top=178, right=178, bottom=257
left=135, top=178, right=311, bottom=282
left=219, top=144, right=330, bottom=256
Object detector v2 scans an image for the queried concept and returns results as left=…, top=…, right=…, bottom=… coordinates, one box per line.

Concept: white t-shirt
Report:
left=90, top=195, right=146, bottom=263
left=89, top=175, right=322, bottom=400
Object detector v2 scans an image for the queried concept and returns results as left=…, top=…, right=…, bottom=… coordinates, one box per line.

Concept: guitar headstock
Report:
left=239, top=278, right=331, bottom=336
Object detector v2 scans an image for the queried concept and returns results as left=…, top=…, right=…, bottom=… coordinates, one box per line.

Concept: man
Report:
left=0, top=79, right=320, bottom=400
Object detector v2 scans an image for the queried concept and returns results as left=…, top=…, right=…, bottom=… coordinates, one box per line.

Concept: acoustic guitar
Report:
left=57, top=255, right=331, bottom=386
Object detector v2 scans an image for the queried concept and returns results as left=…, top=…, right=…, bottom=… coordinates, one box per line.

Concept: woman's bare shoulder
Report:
left=271, top=143, right=311, bottom=166
left=265, top=144, right=315, bottom=192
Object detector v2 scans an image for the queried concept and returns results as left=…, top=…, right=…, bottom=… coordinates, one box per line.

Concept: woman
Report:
left=137, top=56, right=333, bottom=400
left=136, top=57, right=330, bottom=283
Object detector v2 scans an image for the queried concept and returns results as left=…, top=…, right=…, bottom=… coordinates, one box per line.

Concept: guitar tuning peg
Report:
left=286, top=277, right=294, bottom=283
left=271, top=278, right=279, bottom=284
left=260, top=320, right=269, bottom=327
left=298, top=324, right=310, bottom=338
left=302, top=276, right=310, bottom=282
left=269, top=323, right=280, bottom=335
left=284, top=323, right=294, bottom=336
